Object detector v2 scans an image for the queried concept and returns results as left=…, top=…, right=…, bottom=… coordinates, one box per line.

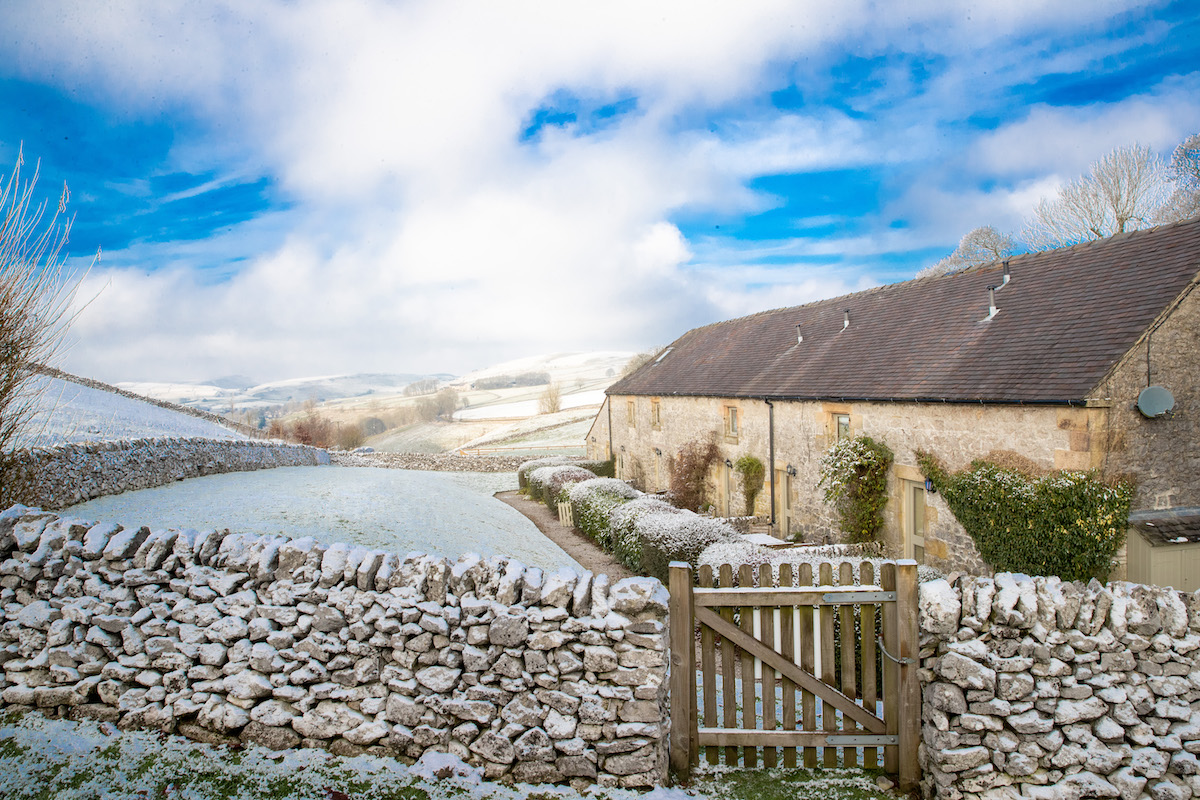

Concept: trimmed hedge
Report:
left=527, top=464, right=598, bottom=512
left=517, top=456, right=578, bottom=490
left=566, top=478, right=640, bottom=549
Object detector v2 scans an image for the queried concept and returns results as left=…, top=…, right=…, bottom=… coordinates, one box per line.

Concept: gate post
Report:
left=668, top=562, right=696, bottom=780
left=896, top=560, right=921, bottom=793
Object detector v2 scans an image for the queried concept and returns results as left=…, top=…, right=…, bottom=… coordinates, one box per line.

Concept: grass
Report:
left=0, top=710, right=900, bottom=800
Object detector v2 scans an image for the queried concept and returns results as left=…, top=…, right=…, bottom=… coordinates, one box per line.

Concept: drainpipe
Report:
left=606, top=397, right=613, bottom=462
left=765, top=398, right=776, bottom=531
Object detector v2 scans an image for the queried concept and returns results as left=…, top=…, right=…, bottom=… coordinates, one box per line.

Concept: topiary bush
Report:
left=527, top=464, right=598, bottom=512
left=566, top=478, right=640, bottom=549
left=734, top=455, right=765, bottom=515
left=916, top=451, right=1134, bottom=582
left=818, top=435, right=894, bottom=543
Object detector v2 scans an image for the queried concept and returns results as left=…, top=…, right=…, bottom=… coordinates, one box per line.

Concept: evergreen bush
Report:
left=527, top=464, right=597, bottom=511
left=566, top=478, right=640, bottom=548
left=916, top=451, right=1133, bottom=582
left=734, top=454, right=765, bottom=515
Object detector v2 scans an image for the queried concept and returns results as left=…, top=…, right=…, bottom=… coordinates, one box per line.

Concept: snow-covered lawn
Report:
left=63, top=466, right=578, bottom=572
left=16, top=375, right=245, bottom=449
left=0, top=710, right=895, bottom=800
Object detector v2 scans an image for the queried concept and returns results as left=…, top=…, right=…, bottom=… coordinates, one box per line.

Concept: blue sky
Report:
left=1, top=1, right=1198, bottom=383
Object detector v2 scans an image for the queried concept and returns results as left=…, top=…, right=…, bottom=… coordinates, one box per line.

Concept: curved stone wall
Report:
left=0, top=506, right=669, bottom=788
left=8, top=438, right=329, bottom=510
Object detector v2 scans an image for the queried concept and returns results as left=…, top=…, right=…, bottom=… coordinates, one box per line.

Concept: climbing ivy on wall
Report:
left=734, top=455, right=765, bottom=515
left=915, top=451, right=1134, bottom=582
left=818, top=435, right=894, bottom=543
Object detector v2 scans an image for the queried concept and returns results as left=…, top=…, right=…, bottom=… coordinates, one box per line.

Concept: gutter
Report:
left=765, top=398, right=776, bottom=531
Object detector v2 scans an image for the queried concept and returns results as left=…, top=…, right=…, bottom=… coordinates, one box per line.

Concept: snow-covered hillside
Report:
left=16, top=374, right=248, bottom=449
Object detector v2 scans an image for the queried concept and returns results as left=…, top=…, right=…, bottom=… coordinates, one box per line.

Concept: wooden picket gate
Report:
left=668, top=559, right=921, bottom=791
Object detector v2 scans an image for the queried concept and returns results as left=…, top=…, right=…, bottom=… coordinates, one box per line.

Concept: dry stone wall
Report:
left=10, top=438, right=329, bottom=510
left=0, top=505, right=670, bottom=788
left=919, top=573, right=1200, bottom=800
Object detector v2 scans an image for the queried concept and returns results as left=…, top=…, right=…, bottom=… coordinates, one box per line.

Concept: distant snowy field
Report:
left=64, top=466, right=578, bottom=573
left=454, top=389, right=606, bottom=420
left=16, top=375, right=245, bottom=449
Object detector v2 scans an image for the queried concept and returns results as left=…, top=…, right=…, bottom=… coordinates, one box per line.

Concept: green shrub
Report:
left=818, top=435, right=894, bottom=543
left=916, top=451, right=1133, bottom=582
left=517, top=456, right=576, bottom=490
left=576, top=458, right=615, bottom=478
left=734, top=455, right=765, bottom=515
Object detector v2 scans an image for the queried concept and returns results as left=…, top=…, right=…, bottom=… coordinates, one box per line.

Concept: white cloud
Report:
left=972, top=75, right=1200, bottom=178
left=7, top=0, right=1194, bottom=381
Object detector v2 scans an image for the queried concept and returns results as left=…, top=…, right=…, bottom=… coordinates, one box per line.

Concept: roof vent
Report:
left=985, top=286, right=999, bottom=320
left=1000, top=261, right=1011, bottom=288
left=842, top=310, right=850, bottom=330
left=796, top=324, right=803, bottom=343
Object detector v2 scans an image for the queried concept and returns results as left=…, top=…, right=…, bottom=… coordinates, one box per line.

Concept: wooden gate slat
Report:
left=779, top=562, right=797, bottom=768
left=881, top=562, right=899, bottom=776
left=738, top=563, right=757, bottom=767
left=862, top=561, right=879, bottom=769
left=759, top=563, right=777, bottom=768
left=799, top=562, right=817, bottom=768
left=718, top=563, right=737, bottom=766
left=839, top=561, right=859, bottom=768
left=819, top=562, right=837, bottom=767
left=699, top=564, right=718, bottom=766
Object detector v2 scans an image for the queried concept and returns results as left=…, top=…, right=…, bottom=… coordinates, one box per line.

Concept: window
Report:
left=724, top=405, right=739, bottom=441
left=834, top=413, right=850, bottom=441
left=626, top=400, right=636, bottom=428
left=650, top=399, right=661, bottom=429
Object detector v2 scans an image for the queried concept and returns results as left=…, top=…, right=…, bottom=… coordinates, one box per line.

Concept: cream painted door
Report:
left=904, top=480, right=926, bottom=563
left=774, top=469, right=792, bottom=536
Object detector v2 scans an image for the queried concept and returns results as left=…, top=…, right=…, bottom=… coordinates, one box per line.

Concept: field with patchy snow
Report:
left=16, top=375, right=246, bottom=449
left=0, top=710, right=895, bottom=800
left=63, top=466, right=577, bottom=572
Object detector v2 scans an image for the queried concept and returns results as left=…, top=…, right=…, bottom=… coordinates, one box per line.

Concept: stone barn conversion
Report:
left=587, top=217, right=1200, bottom=585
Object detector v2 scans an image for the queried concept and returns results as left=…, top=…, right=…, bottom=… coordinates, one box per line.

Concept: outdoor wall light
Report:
left=654, top=448, right=662, bottom=456
left=786, top=465, right=797, bottom=477
left=724, top=458, right=733, bottom=468
left=925, top=478, right=936, bottom=494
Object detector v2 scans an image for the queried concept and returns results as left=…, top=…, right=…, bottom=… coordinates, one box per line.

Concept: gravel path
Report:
left=494, top=490, right=636, bottom=582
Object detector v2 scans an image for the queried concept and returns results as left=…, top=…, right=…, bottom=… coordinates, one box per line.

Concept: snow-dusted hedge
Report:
left=698, top=539, right=944, bottom=584
left=566, top=478, right=641, bottom=549
left=637, top=514, right=738, bottom=584
left=516, top=457, right=578, bottom=490
left=526, top=465, right=598, bottom=512
left=609, top=497, right=681, bottom=572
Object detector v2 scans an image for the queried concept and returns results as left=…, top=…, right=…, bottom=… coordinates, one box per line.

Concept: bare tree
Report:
left=917, top=226, right=1017, bottom=278
left=537, top=382, right=561, bottom=415
left=619, top=348, right=662, bottom=378
left=1023, top=143, right=1169, bottom=250
left=1157, top=133, right=1200, bottom=223
left=1, top=147, right=90, bottom=498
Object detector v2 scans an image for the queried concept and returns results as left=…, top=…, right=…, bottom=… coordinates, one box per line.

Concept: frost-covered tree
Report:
left=1023, top=143, right=1170, bottom=250
left=1156, top=133, right=1200, bottom=223
left=0, top=148, right=90, bottom=502
left=917, top=226, right=1017, bottom=278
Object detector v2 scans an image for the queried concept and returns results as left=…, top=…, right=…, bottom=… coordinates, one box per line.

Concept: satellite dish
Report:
left=1137, top=385, right=1175, bottom=418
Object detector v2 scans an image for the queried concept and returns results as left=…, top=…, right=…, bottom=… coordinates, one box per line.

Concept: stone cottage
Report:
left=587, top=217, right=1200, bottom=583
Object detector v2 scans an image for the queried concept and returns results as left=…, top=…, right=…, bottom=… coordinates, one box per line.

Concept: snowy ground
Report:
left=63, top=466, right=578, bottom=572
left=15, top=375, right=245, bottom=449
left=0, top=710, right=895, bottom=800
